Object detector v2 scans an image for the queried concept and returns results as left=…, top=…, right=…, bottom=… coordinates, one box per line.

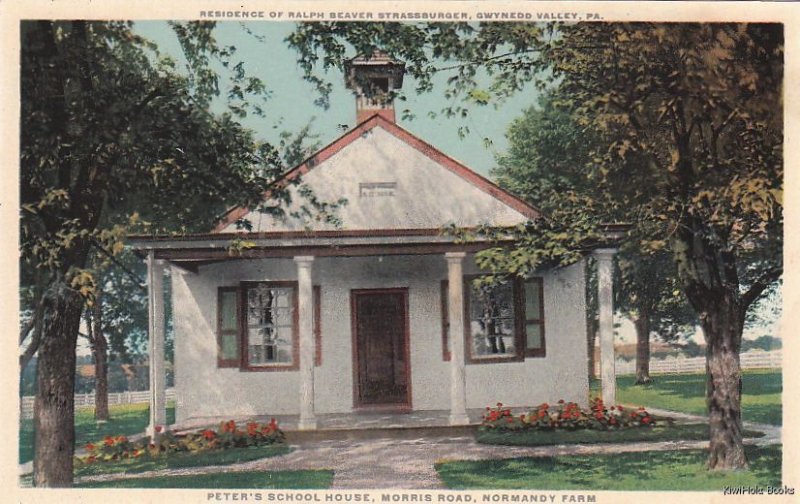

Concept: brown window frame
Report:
left=239, top=281, right=300, bottom=372
left=440, top=280, right=451, bottom=361
left=314, top=285, right=322, bottom=367
left=216, top=287, right=240, bottom=368
left=460, top=275, right=546, bottom=364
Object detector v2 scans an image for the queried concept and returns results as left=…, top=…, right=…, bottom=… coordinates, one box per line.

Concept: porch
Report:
left=172, top=408, right=489, bottom=441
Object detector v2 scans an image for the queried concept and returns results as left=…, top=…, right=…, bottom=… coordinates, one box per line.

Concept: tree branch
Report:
left=741, top=266, right=782, bottom=311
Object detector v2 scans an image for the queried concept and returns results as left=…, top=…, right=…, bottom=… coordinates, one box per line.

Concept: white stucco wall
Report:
left=221, top=127, right=529, bottom=233
left=172, top=255, right=588, bottom=423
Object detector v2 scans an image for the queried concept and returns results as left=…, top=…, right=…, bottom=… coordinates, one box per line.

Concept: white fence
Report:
left=599, top=349, right=782, bottom=376
left=20, top=388, right=176, bottom=420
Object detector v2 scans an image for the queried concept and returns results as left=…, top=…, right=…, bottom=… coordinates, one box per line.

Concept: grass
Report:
left=76, top=470, right=334, bottom=489
left=436, top=445, right=782, bottom=491
left=476, top=423, right=765, bottom=446
left=19, top=402, right=176, bottom=464
left=591, top=369, right=782, bottom=426
left=75, top=444, right=291, bottom=477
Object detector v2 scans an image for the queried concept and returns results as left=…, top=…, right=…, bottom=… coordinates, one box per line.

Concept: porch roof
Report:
left=126, top=228, right=499, bottom=272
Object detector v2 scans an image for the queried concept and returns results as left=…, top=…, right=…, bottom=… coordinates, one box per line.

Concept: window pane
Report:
left=245, top=284, right=295, bottom=366
left=469, top=280, right=516, bottom=358
left=525, top=281, right=542, bottom=319
left=526, top=323, right=543, bottom=349
left=220, top=290, right=237, bottom=331
left=220, top=333, right=238, bottom=360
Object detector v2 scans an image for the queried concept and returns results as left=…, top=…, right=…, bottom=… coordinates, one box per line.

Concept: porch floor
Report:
left=172, top=408, right=489, bottom=438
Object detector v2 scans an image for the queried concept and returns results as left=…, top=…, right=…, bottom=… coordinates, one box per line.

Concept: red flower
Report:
left=497, top=402, right=503, bottom=407
left=642, top=416, right=652, bottom=424
left=506, top=418, right=514, bottom=423
left=595, top=412, right=604, bottom=419
left=269, top=418, right=278, bottom=429
left=133, top=449, right=143, bottom=458
left=558, top=399, right=565, bottom=404
left=202, top=429, right=216, bottom=440
left=538, top=411, right=546, bottom=418
left=155, top=425, right=163, bottom=433
left=86, top=455, right=96, bottom=464
left=115, top=435, right=128, bottom=443
left=85, top=443, right=95, bottom=451
left=103, top=436, right=115, bottom=446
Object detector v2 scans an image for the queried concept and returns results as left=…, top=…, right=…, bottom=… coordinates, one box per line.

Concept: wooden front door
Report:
left=352, top=289, right=410, bottom=408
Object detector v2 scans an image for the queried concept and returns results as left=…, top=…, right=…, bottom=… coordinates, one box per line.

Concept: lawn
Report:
left=76, top=470, right=334, bottom=489
left=19, top=402, right=176, bottom=464
left=476, top=423, right=764, bottom=446
left=436, top=445, right=782, bottom=491
left=592, top=369, right=782, bottom=426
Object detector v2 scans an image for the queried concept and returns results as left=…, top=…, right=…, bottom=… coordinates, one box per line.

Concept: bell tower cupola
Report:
left=344, top=51, right=405, bottom=124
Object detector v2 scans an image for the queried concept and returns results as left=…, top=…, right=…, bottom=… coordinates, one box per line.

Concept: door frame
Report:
left=350, top=288, right=412, bottom=410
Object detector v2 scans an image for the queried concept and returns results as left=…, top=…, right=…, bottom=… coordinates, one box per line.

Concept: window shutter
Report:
left=217, top=287, right=240, bottom=367
left=523, top=278, right=546, bottom=357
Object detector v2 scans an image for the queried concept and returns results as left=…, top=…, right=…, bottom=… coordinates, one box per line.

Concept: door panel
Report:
left=353, top=290, right=409, bottom=406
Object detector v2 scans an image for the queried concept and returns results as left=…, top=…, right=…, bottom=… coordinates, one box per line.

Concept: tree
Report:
left=493, top=97, right=696, bottom=384
left=288, top=21, right=782, bottom=470
left=20, top=20, right=286, bottom=486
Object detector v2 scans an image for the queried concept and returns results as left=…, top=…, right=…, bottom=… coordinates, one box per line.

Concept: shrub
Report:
left=481, top=399, right=655, bottom=432
left=78, top=418, right=285, bottom=466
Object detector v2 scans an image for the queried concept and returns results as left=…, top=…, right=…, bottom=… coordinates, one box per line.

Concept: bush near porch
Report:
left=75, top=419, right=286, bottom=474
left=481, top=398, right=656, bottom=432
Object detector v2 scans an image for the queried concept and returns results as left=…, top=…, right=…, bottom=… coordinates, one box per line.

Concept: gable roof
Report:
left=213, top=114, right=541, bottom=233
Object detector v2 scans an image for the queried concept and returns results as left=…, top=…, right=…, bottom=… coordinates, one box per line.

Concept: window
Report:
left=244, top=283, right=297, bottom=368
left=461, top=276, right=546, bottom=363
left=216, top=281, right=304, bottom=371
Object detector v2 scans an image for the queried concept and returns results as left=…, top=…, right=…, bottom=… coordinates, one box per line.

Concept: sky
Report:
left=134, top=21, right=540, bottom=177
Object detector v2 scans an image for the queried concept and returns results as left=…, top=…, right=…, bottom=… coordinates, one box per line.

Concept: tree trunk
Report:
left=90, top=292, right=110, bottom=422
left=702, top=290, right=747, bottom=471
left=633, top=309, right=652, bottom=385
left=33, top=280, right=82, bottom=487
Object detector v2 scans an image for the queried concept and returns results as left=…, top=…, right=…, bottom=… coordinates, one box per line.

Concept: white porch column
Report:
left=446, top=252, right=470, bottom=425
left=146, top=251, right=167, bottom=437
left=594, top=248, right=617, bottom=406
left=294, top=256, right=317, bottom=430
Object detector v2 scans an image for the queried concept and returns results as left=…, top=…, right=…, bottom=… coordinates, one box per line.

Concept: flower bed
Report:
left=481, top=398, right=655, bottom=432
left=78, top=419, right=285, bottom=466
